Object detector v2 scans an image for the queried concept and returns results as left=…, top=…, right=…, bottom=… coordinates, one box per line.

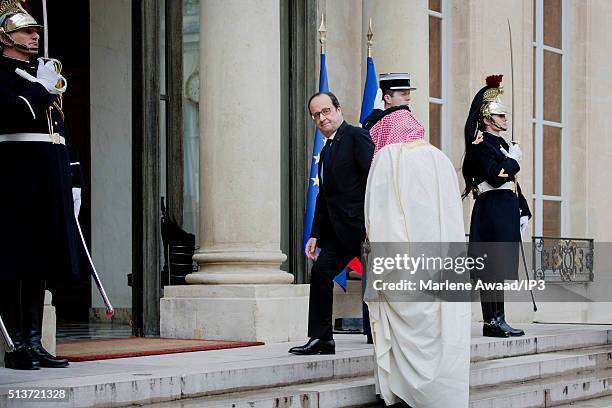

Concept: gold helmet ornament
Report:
left=0, top=0, right=42, bottom=54
left=480, top=74, right=509, bottom=119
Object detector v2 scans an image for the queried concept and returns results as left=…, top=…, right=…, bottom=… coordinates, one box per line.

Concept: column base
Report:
left=189, top=250, right=293, bottom=284
left=160, top=284, right=309, bottom=343
left=186, top=271, right=294, bottom=284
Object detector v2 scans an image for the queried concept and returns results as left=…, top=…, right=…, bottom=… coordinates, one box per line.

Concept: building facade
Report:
left=39, top=0, right=612, bottom=336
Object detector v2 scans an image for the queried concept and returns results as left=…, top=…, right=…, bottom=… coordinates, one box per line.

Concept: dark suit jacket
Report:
left=310, top=121, right=374, bottom=251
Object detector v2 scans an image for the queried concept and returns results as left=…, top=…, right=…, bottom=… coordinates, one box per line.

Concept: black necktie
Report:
left=323, top=140, right=333, bottom=182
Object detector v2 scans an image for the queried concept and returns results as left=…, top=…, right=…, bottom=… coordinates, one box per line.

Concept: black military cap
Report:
left=379, top=72, right=417, bottom=92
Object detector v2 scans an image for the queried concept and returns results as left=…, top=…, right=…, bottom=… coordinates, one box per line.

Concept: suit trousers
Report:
left=308, top=236, right=360, bottom=340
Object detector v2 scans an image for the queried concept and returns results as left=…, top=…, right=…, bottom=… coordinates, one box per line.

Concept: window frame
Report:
left=428, top=0, right=449, bottom=153
left=532, top=0, right=568, bottom=237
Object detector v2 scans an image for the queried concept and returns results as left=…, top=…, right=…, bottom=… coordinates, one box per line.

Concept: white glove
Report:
left=72, top=187, right=82, bottom=218
left=519, top=215, right=529, bottom=236
left=500, top=143, right=522, bottom=163
left=15, top=59, right=67, bottom=94
left=373, top=88, right=384, bottom=110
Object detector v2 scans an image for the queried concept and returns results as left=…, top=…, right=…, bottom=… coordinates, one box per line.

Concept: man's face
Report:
left=2, top=27, right=39, bottom=58
left=485, top=114, right=508, bottom=132
left=309, top=94, right=343, bottom=137
left=384, top=90, right=411, bottom=108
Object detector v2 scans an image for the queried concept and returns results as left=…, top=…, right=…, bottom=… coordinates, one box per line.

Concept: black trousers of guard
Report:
left=480, top=289, right=505, bottom=323
left=308, top=235, right=360, bottom=340
left=0, top=277, right=46, bottom=349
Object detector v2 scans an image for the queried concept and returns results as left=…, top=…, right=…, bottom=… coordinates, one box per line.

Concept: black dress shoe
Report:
left=482, top=320, right=510, bottom=338
left=289, top=338, right=335, bottom=355
left=288, top=338, right=314, bottom=354
left=28, top=344, right=70, bottom=368
left=496, top=317, right=525, bottom=337
left=4, top=347, right=40, bottom=370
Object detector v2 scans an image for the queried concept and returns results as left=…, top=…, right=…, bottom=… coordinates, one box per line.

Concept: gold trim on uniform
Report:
left=498, top=168, right=509, bottom=178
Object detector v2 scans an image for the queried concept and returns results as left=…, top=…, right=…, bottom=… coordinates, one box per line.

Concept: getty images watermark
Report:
left=363, top=242, right=547, bottom=303
left=370, top=252, right=544, bottom=292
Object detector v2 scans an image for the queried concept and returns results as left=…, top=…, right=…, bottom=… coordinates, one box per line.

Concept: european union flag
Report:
left=359, top=56, right=378, bottom=125
left=302, top=53, right=328, bottom=253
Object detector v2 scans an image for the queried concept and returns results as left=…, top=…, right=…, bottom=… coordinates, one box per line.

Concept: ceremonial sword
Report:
left=40, top=0, right=114, bottom=316
left=0, top=314, right=16, bottom=353
left=508, top=18, right=537, bottom=312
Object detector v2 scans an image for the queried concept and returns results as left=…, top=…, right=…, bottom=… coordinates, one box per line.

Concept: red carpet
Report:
left=57, top=337, right=264, bottom=362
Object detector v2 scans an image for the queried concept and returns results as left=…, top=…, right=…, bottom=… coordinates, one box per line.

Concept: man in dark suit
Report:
left=289, top=92, right=374, bottom=355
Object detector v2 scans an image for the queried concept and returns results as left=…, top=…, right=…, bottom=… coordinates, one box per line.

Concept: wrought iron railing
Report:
left=532, top=237, right=594, bottom=283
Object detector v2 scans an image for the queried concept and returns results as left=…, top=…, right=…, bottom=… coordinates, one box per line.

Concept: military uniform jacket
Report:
left=0, top=55, right=83, bottom=280
left=311, top=121, right=374, bottom=252
left=468, top=131, right=531, bottom=281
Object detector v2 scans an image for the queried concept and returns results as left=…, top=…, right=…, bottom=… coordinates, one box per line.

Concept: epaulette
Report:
left=472, top=133, right=484, bottom=145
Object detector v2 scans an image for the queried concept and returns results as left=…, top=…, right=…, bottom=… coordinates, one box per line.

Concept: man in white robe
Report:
left=364, top=108, right=471, bottom=407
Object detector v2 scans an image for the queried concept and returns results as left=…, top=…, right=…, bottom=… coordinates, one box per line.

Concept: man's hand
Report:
left=520, top=215, right=529, bottom=235
left=15, top=58, right=67, bottom=94
left=500, top=143, right=523, bottom=163
left=305, top=237, right=318, bottom=260
left=72, top=187, right=82, bottom=218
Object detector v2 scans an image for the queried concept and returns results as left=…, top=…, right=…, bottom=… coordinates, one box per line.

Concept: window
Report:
left=183, top=0, right=201, bottom=242
left=533, top=0, right=567, bottom=237
left=428, top=0, right=447, bottom=151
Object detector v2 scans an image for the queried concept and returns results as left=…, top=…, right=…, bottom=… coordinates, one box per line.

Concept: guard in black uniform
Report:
left=362, top=72, right=417, bottom=131
left=462, top=75, right=531, bottom=338
left=0, top=1, right=82, bottom=369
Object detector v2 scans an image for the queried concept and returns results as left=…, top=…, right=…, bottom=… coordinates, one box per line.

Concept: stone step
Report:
left=0, top=349, right=376, bottom=408
left=555, top=395, right=612, bottom=407
left=471, top=325, right=611, bottom=362
left=145, top=376, right=377, bottom=408
left=470, top=367, right=612, bottom=408
left=471, top=344, right=612, bottom=387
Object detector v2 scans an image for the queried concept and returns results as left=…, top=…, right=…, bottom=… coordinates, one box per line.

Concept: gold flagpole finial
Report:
left=367, top=18, right=374, bottom=58
left=318, top=13, right=327, bottom=54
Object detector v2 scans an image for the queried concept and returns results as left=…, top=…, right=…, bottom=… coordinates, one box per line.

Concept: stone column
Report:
left=160, top=0, right=308, bottom=342
left=365, top=0, right=430, bottom=133
left=185, top=0, right=292, bottom=285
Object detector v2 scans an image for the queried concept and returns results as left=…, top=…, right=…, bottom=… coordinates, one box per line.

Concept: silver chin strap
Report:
left=13, top=41, right=37, bottom=54
left=490, top=118, right=507, bottom=132
left=1, top=32, right=38, bottom=55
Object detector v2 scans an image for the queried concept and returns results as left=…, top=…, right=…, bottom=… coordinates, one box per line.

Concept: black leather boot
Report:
left=4, top=346, right=41, bottom=370
left=496, top=311, right=525, bottom=337
left=481, top=290, right=509, bottom=338
left=27, top=342, right=69, bottom=368
left=482, top=319, right=510, bottom=338
left=24, top=279, right=69, bottom=368
left=1, top=280, right=40, bottom=370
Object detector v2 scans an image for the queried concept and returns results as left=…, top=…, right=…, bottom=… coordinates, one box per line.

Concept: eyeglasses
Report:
left=311, top=107, right=334, bottom=121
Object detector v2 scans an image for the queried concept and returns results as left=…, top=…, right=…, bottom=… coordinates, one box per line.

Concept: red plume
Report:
left=486, top=74, right=503, bottom=88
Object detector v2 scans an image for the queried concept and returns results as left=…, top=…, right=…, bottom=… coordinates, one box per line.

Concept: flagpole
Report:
left=318, top=14, right=326, bottom=55
left=301, top=13, right=329, bottom=253
left=367, top=18, right=373, bottom=58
